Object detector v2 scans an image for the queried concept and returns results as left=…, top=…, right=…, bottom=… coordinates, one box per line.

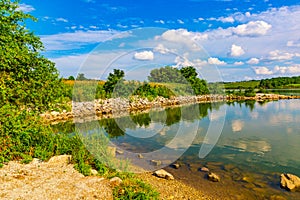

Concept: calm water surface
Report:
left=53, top=99, right=300, bottom=199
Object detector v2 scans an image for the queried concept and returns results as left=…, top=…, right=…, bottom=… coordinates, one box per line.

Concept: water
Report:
left=53, top=99, right=300, bottom=199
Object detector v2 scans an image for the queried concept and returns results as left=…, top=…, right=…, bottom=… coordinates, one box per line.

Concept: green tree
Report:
left=103, top=69, right=125, bottom=96
left=0, top=0, right=66, bottom=111
left=68, top=75, right=75, bottom=80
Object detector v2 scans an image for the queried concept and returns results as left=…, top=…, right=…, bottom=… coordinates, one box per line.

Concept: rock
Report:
left=137, top=154, right=144, bottom=159
left=200, top=167, right=209, bottom=172
left=280, top=173, right=300, bottom=191
left=48, top=155, right=72, bottom=165
left=90, top=169, right=98, bottom=176
left=153, top=169, right=174, bottom=180
left=110, top=177, right=122, bottom=187
left=116, top=150, right=124, bottom=155
left=151, top=160, right=162, bottom=166
left=171, top=163, right=180, bottom=169
left=207, top=172, right=220, bottom=182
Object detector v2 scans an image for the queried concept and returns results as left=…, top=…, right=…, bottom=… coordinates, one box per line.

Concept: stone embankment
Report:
left=41, top=94, right=300, bottom=123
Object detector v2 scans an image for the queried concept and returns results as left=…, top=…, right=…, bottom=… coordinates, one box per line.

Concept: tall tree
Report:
left=0, top=0, right=66, bottom=110
left=103, top=69, right=125, bottom=96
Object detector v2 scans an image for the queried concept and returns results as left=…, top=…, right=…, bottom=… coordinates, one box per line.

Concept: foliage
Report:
left=68, top=76, right=75, bottom=80
left=113, top=177, right=159, bottom=200
left=148, top=66, right=210, bottom=95
left=259, top=76, right=300, bottom=89
left=0, top=0, right=68, bottom=111
left=76, top=73, right=88, bottom=80
left=103, top=69, right=125, bottom=97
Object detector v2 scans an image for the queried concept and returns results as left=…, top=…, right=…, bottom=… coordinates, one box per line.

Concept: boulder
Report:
left=280, top=173, right=300, bottom=191
left=207, top=172, right=220, bottom=182
left=153, top=169, right=174, bottom=180
left=110, top=177, right=122, bottom=187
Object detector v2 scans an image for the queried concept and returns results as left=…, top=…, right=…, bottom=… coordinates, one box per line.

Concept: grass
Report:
left=0, top=104, right=159, bottom=199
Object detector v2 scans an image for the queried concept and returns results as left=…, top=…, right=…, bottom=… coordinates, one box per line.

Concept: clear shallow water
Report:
left=53, top=99, right=300, bottom=199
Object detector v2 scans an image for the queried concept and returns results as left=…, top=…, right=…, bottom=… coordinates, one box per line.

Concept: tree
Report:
left=76, top=73, right=87, bottom=80
left=103, top=69, right=125, bottom=96
left=68, top=76, right=75, bottom=80
left=0, top=0, right=66, bottom=110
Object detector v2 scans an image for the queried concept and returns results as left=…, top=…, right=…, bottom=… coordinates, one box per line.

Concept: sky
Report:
left=18, top=0, right=300, bottom=82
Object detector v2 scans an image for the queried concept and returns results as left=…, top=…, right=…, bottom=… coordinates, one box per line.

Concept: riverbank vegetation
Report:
left=0, top=1, right=158, bottom=199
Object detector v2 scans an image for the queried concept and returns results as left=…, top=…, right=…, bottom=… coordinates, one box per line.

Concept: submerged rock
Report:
left=280, top=173, right=300, bottom=191
left=153, top=169, right=174, bottom=180
left=150, top=160, right=162, bottom=166
left=200, top=167, right=209, bottom=172
left=207, top=172, right=220, bottom=182
left=171, top=163, right=180, bottom=169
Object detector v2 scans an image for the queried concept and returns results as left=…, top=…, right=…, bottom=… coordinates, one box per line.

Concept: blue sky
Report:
left=19, top=0, right=300, bottom=81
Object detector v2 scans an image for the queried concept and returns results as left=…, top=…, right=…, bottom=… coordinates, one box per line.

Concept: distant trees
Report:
left=148, top=66, right=209, bottom=95
left=259, top=76, right=300, bottom=89
left=76, top=73, right=88, bottom=80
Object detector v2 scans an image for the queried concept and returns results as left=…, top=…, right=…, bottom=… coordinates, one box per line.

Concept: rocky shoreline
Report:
left=41, top=93, right=300, bottom=123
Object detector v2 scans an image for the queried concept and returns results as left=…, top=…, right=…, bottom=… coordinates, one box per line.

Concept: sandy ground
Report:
left=0, top=155, right=214, bottom=200
left=0, top=155, right=113, bottom=200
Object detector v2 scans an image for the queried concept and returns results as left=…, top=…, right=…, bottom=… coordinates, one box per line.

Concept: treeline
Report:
left=259, top=76, right=300, bottom=89
left=71, top=66, right=211, bottom=102
left=223, top=76, right=300, bottom=90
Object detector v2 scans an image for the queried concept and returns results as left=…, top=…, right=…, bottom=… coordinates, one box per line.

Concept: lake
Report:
left=53, top=99, right=300, bottom=199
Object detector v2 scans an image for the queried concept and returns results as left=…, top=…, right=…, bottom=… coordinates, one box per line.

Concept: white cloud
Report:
left=234, top=61, right=244, bottom=65
left=208, top=57, right=226, bottom=65
left=155, top=20, right=165, bottom=24
left=17, top=3, right=35, bottom=13
left=274, top=64, right=300, bottom=74
left=230, top=44, right=245, bottom=57
left=156, top=29, right=208, bottom=51
left=153, top=44, right=171, bottom=54
left=287, top=40, right=300, bottom=47
left=253, top=66, right=273, bottom=75
left=218, top=16, right=235, bottom=23
left=41, top=30, right=122, bottom=51
left=177, top=19, right=184, bottom=24
left=232, top=21, right=272, bottom=37
left=247, top=58, right=260, bottom=64
left=56, top=18, right=68, bottom=23
left=133, top=51, right=154, bottom=61
left=268, top=50, right=295, bottom=61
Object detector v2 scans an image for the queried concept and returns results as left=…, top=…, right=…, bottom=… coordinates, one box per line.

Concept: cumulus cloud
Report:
left=230, top=44, right=245, bottom=57
left=208, top=57, right=226, bottom=65
left=253, top=67, right=273, bottom=75
left=232, top=21, right=272, bottom=37
left=133, top=51, right=154, bottom=61
left=153, top=44, right=171, bottom=54
left=274, top=64, right=300, bottom=74
left=234, top=61, right=244, bottom=65
left=17, top=3, right=35, bottom=13
left=247, top=58, right=260, bottom=64
left=268, top=50, right=295, bottom=61
left=157, top=29, right=208, bottom=51
left=217, top=16, right=235, bottom=23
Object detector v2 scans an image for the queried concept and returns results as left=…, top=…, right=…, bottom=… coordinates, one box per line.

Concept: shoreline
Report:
left=41, top=93, right=300, bottom=123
